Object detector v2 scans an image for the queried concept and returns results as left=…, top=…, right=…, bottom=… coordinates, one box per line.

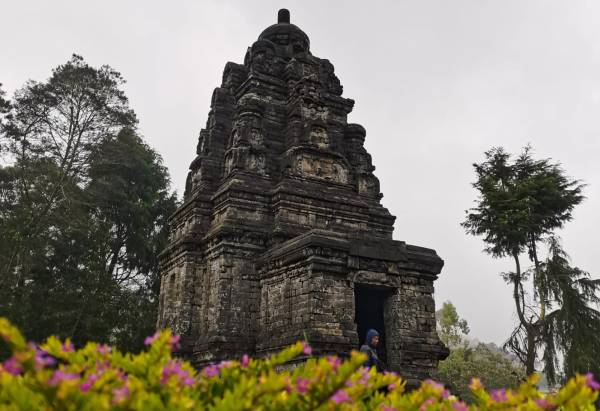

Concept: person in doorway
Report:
left=360, top=328, right=386, bottom=372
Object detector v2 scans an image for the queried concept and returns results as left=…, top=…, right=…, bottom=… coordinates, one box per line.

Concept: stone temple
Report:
left=158, top=9, right=448, bottom=385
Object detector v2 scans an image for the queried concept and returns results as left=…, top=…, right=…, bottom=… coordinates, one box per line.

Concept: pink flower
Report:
left=381, top=406, right=397, bottom=411
left=585, top=373, right=600, bottom=390
left=419, top=398, right=435, bottom=411
left=535, top=398, right=556, bottom=410
left=452, top=401, right=468, bottom=411
left=296, top=377, right=310, bottom=393
left=161, top=360, right=195, bottom=386
left=96, top=344, right=111, bottom=355
left=301, top=341, right=312, bottom=356
left=424, top=379, right=445, bottom=393
left=144, top=332, right=160, bottom=346
left=490, top=388, right=507, bottom=402
left=48, top=370, right=79, bottom=385
left=203, top=364, right=220, bottom=378
left=80, top=373, right=99, bottom=392
left=359, top=367, right=371, bottom=384
left=218, top=360, right=234, bottom=369
left=331, top=389, right=351, bottom=404
left=61, top=341, right=74, bottom=353
left=2, top=357, right=22, bottom=376
left=112, top=385, right=130, bottom=403
left=241, top=354, right=249, bottom=368
left=327, top=356, right=342, bottom=371
left=29, top=344, right=57, bottom=370
left=169, top=335, right=181, bottom=351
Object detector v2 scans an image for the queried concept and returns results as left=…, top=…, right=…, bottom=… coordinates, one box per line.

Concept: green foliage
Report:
left=462, top=146, right=599, bottom=382
left=437, top=343, right=526, bottom=404
left=0, top=83, right=10, bottom=117
left=462, top=146, right=584, bottom=259
left=0, top=56, right=177, bottom=354
left=539, top=239, right=600, bottom=385
left=435, top=301, right=526, bottom=403
left=0, top=318, right=598, bottom=410
left=436, top=301, right=470, bottom=348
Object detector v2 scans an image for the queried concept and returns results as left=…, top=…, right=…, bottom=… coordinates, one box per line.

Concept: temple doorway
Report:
left=354, top=284, right=390, bottom=365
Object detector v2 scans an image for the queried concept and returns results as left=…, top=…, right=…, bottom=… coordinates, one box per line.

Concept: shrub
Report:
left=0, top=317, right=598, bottom=410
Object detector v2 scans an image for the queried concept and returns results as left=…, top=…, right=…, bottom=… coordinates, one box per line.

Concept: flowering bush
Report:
left=1, top=317, right=598, bottom=410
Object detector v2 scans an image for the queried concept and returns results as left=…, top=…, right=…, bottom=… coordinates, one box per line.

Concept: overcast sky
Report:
left=2, top=0, right=599, bottom=345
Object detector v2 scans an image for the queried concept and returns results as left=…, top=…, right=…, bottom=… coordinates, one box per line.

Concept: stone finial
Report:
left=278, top=9, right=290, bottom=24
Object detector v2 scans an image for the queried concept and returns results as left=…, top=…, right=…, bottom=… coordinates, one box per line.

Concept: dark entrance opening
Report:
left=354, top=285, right=389, bottom=365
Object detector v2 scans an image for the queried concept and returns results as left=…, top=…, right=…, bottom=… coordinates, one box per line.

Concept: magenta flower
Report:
left=80, top=373, right=99, bottom=392
left=419, top=398, right=435, bottom=411
left=452, top=401, right=469, bottom=411
left=241, top=354, right=249, bottom=368
left=381, top=406, right=397, bottom=411
left=490, top=388, right=507, bottom=402
left=359, top=367, right=371, bottom=384
left=535, top=398, right=556, bottom=409
left=30, top=344, right=57, bottom=369
left=95, top=360, right=110, bottom=372
left=169, top=335, right=181, bottom=351
left=2, top=357, right=22, bottom=376
left=61, top=341, right=74, bottom=353
left=424, top=379, right=445, bottom=393
left=301, top=341, right=312, bottom=356
left=218, top=360, right=234, bottom=369
left=112, top=385, right=130, bottom=403
left=327, top=356, right=342, bottom=371
left=331, top=389, right=351, bottom=404
left=203, top=364, right=220, bottom=378
left=585, top=373, right=600, bottom=390
left=296, top=377, right=310, bottom=393
left=144, top=332, right=160, bottom=346
left=161, top=360, right=195, bottom=386
left=48, top=370, right=79, bottom=385
left=96, top=344, right=111, bottom=355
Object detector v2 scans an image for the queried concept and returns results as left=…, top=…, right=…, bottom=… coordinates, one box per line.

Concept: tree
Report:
left=0, top=56, right=176, bottom=353
left=437, top=343, right=526, bottom=403
left=462, top=146, right=599, bottom=384
left=436, top=301, right=470, bottom=348
left=0, top=83, right=10, bottom=116
left=0, top=54, right=136, bottom=284
left=435, top=301, right=525, bottom=402
left=84, top=127, right=177, bottom=350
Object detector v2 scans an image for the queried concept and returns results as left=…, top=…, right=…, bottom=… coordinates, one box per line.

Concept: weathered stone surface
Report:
left=158, top=9, right=448, bottom=383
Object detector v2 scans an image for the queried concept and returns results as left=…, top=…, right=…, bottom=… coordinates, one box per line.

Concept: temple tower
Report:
left=158, top=9, right=448, bottom=385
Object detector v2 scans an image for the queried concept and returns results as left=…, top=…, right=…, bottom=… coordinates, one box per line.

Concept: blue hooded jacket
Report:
left=365, top=329, right=379, bottom=348
left=360, top=329, right=384, bottom=372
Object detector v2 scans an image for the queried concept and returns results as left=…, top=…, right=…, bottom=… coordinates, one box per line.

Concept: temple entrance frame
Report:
left=354, top=283, right=394, bottom=366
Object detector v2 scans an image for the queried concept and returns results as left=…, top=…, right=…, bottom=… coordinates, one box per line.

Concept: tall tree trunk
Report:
left=525, top=329, right=537, bottom=375
left=513, top=251, right=537, bottom=375
left=530, top=235, right=546, bottom=321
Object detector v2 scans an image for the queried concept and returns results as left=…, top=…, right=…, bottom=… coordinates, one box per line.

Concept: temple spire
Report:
left=278, top=9, right=290, bottom=24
